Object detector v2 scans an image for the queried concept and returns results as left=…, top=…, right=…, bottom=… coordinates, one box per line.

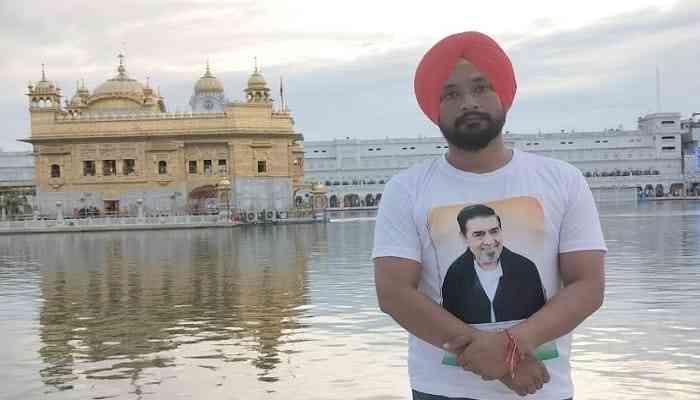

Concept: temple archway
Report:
left=669, top=183, right=684, bottom=196
left=329, top=195, right=339, bottom=208
left=655, top=184, right=664, bottom=197
left=188, top=185, right=217, bottom=213
left=343, top=194, right=360, bottom=208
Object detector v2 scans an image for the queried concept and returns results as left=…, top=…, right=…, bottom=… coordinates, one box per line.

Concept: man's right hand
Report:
left=499, top=353, right=550, bottom=397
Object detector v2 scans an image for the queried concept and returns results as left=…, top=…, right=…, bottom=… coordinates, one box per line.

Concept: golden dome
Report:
left=69, top=93, right=84, bottom=106
left=93, top=76, right=144, bottom=97
left=247, top=70, right=267, bottom=88
left=217, top=178, right=231, bottom=187
left=34, top=79, right=55, bottom=92
left=194, top=63, right=224, bottom=93
left=92, top=55, right=144, bottom=99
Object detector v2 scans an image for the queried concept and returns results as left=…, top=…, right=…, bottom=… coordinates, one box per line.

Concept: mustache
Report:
left=455, top=111, right=493, bottom=127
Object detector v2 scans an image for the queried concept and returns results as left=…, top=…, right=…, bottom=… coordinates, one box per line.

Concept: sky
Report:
left=1, top=0, right=698, bottom=151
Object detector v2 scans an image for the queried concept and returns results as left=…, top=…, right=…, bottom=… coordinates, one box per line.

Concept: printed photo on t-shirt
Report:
left=426, top=197, right=559, bottom=364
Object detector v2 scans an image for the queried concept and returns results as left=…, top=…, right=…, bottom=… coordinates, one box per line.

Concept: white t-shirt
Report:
left=372, top=149, right=607, bottom=400
left=473, top=261, right=502, bottom=323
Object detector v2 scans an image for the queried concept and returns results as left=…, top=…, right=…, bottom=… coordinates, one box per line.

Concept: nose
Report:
left=460, top=94, right=480, bottom=111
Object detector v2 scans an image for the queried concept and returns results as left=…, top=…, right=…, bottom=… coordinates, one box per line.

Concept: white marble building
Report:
left=0, top=149, right=36, bottom=217
left=0, top=150, right=34, bottom=188
left=304, top=112, right=700, bottom=205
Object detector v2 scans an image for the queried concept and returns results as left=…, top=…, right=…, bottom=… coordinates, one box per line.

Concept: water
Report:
left=0, top=201, right=699, bottom=399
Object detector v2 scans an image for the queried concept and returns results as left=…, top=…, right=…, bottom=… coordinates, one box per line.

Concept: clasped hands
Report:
left=443, top=330, right=550, bottom=397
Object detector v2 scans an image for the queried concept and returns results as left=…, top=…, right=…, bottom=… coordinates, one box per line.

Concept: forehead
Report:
left=465, top=216, right=500, bottom=232
left=442, top=58, right=489, bottom=89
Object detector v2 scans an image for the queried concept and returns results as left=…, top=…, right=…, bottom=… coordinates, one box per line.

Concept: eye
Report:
left=441, top=91, right=458, bottom=101
left=473, top=84, right=489, bottom=94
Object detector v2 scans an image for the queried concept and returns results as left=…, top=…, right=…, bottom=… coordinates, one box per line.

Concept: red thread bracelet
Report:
left=504, top=329, right=522, bottom=379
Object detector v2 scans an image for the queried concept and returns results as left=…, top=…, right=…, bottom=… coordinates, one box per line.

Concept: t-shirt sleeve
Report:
left=558, top=170, right=608, bottom=254
left=371, top=177, right=422, bottom=263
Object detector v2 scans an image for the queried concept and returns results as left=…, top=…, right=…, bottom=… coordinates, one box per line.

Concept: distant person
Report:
left=372, top=31, right=607, bottom=399
left=442, top=204, right=546, bottom=324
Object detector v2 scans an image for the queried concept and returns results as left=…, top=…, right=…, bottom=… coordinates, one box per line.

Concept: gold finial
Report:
left=41, top=63, right=46, bottom=81
left=206, top=59, right=211, bottom=75
left=117, top=53, right=126, bottom=75
left=146, top=76, right=150, bottom=88
left=254, top=56, right=259, bottom=73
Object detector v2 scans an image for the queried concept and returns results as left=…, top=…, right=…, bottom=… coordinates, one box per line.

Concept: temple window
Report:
left=188, top=160, right=197, bottom=174
left=257, top=160, right=267, bottom=174
left=123, top=159, right=136, bottom=176
left=50, top=164, right=61, bottom=178
left=103, top=160, right=116, bottom=176
left=83, top=161, right=96, bottom=176
left=158, top=161, right=168, bottom=175
left=203, top=160, right=212, bottom=176
left=218, top=159, right=227, bottom=175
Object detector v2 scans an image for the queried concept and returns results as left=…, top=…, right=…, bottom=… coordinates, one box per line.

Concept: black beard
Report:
left=439, top=111, right=505, bottom=152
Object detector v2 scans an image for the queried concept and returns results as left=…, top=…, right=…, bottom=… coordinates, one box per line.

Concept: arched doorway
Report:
left=189, top=185, right=218, bottom=214
left=295, top=195, right=304, bottom=208
left=329, top=195, right=339, bottom=208
left=343, top=194, right=360, bottom=208
left=644, top=184, right=655, bottom=197
left=669, top=183, right=684, bottom=196
left=692, top=183, right=700, bottom=196
left=365, top=193, right=374, bottom=207
left=374, top=193, right=382, bottom=205
left=655, top=184, right=664, bottom=197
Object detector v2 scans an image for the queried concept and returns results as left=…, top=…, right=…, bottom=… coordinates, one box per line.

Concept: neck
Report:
left=446, top=135, right=512, bottom=174
left=477, top=260, right=499, bottom=271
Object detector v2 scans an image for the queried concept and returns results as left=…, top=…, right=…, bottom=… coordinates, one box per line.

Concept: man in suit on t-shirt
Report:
left=442, top=204, right=546, bottom=324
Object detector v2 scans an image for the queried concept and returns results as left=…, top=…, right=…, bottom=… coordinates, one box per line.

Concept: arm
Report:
left=510, top=250, right=605, bottom=353
left=511, top=167, right=607, bottom=354
left=374, top=256, right=477, bottom=350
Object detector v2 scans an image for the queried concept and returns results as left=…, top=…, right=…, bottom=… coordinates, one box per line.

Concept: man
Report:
left=442, top=204, right=546, bottom=325
left=373, top=31, right=606, bottom=399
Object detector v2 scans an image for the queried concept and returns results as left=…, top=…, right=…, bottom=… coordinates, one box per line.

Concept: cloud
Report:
left=0, top=0, right=698, bottom=151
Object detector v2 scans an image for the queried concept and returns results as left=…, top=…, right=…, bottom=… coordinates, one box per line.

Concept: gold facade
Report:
left=23, top=59, right=304, bottom=214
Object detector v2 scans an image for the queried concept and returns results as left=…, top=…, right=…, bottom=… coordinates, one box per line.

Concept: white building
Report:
left=304, top=112, right=700, bottom=206
left=0, top=150, right=34, bottom=188
left=0, top=149, right=35, bottom=218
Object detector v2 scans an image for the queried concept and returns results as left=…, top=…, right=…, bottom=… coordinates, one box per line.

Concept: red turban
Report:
left=414, top=31, right=517, bottom=124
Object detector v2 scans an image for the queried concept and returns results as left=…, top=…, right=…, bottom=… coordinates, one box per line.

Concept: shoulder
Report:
left=445, top=251, right=474, bottom=280
left=514, top=150, right=586, bottom=205
left=515, top=150, right=583, bottom=183
left=501, top=247, right=537, bottom=269
left=384, top=158, right=441, bottom=199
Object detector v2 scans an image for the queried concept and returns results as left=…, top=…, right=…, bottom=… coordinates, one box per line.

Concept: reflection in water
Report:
left=31, top=226, right=318, bottom=392
left=1, top=202, right=699, bottom=399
